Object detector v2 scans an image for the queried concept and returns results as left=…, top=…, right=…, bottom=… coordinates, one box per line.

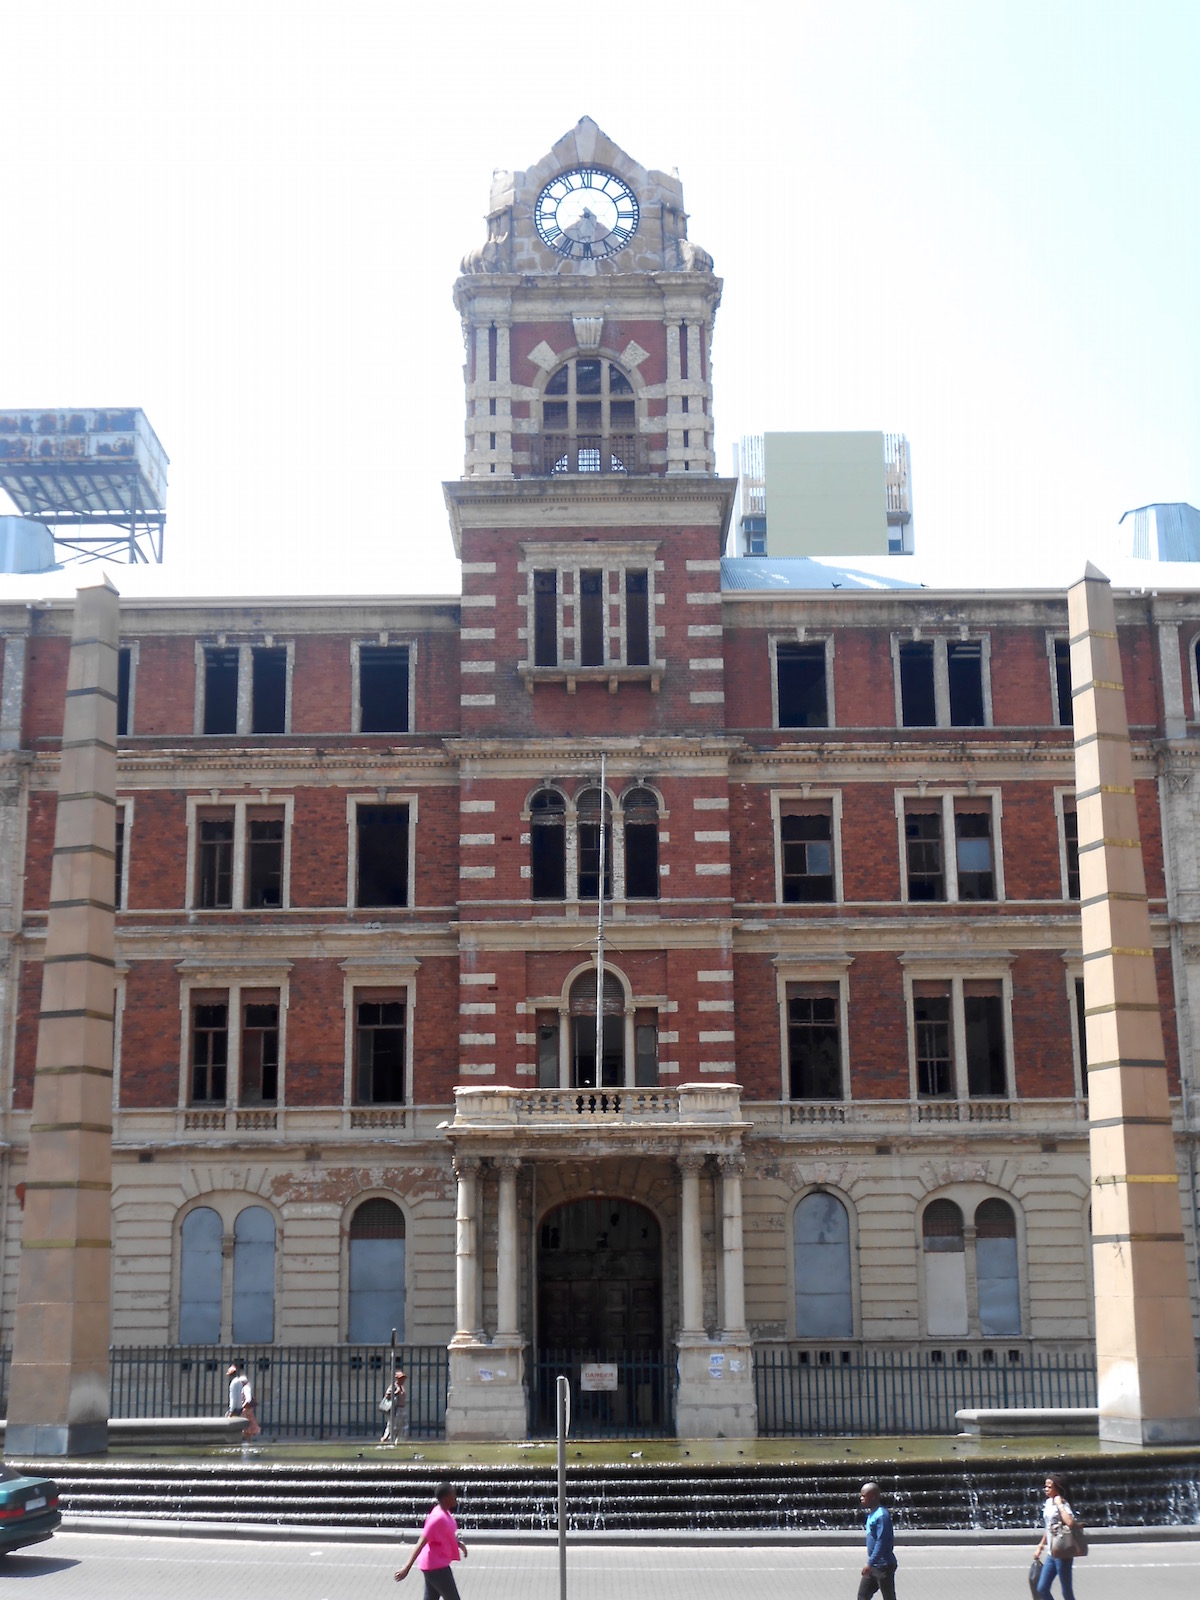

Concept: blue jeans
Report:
left=1037, top=1556, right=1075, bottom=1600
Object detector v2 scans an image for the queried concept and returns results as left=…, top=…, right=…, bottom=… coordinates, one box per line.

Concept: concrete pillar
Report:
left=718, top=1153, right=747, bottom=1336
left=6, top=579, right=119, bottom=1457
left=1070, top=564, right=1200, bottom=1445
left=453, top=1154, right=481, bottom=1340
left=495, top=1155, right=521, bottom=1340
left=678, top=1151, right=705, bottom=1334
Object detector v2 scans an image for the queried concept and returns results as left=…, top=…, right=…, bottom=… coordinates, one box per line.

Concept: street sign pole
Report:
left=556, top=1374, right=570, bottom=1600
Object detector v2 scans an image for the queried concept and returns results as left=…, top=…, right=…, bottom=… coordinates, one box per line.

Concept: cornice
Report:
left=728, top=740, right=1159, bottom=778
left=444, top=474, right=736, bottom=552
left=27, top=745, right=460, bottom=790
left=449, top=735, right=744, bottom=766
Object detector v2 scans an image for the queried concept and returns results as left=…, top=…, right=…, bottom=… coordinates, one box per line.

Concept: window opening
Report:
left=623, top=788, right=659, bottom=900
left=1075, top=978, right=1088, bottom=1075
left=232, top=1206, right=276, bottom=1343
left=1054, top=639, right=1073, bottom=726
left=251, top=646, right=287, bottom=734
left=355, top=999, right=406, bottom=1103
left=246, top=812, right=284, bottom=908
left=913, top=985, right=952, bottom=1096
left=117, top=645, right=131, bottom=736
left=241, top=997, right=279, bottom=1104
left=191, top=999, right=228, bottom=1104
left=114, top=811, right=125, bottom=910
left=536, top=1010, right=559, bottom=1088
left=905, top=807, right=944, bottom=901
left=923, top=1199, right=964, bottom=1249
left=203, top=646, right=239, bottom=735
left=359, top=645, right=409, bottom=734
left=576, top=359, right=602, bottom=395
left=1063, top=805, right=1080, bottom=898
left=530, top=789, right=566, bottom=900
left=569, top=970, right=624, bottom=1088
left=787, top=986, right=841, bottom=1099
left=776, top=642, right=828, bottom=728
left=781, top=806, right=834, bottom=902
left=625, top=570, right=650, bottom=666
left=794, top=1192, right=852, bottom=1338
left=899, top=641, right=936, bottom=727
left=964, top=982, right=1006, bottom=1095
left=348, top=1198, right=405, bottom=1344
left=534, top=571, right=558, bottom=667
left=579, top=570, right=605, bottom=666
left=923, top=1198, right=967, bottom=1336
left=954, top=808, right=994, bottom=900
left=975, top=1199, right=1020, bottom=1336
left=576, top=788, right=612, bottom=900
left=634, top=1008, right=658, bottom=1087
left=197, top=813, right=234, bottom=908
left=356, top=805, right=409, bottom=907
left=947, top=640, right=985, bottom=726
left=179, top=1207, right=222, bottom=1342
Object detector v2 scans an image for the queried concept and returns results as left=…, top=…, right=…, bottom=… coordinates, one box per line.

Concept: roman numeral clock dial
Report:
left=534, top=168, right=640, bottom=261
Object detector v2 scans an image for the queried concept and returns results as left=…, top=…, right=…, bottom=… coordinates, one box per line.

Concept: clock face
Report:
left=534, top=168, right=640, bottom=261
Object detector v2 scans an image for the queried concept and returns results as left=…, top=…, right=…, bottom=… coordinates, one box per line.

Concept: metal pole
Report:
left=556, top=1373, right=569, bottom=1600
left=389, top=1327, right=397, bottom=1446
left=594, top=754, right=606, bottom=1086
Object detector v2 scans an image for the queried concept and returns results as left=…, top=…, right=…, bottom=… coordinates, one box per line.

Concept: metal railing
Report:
left=530, top=433, right=648, bottom=477
left=755, top=1346, right=1097, bottom=1436
left=530, top=1350, right=675, bottom=1439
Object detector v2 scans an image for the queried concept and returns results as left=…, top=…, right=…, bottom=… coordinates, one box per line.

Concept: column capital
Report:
left=494, top=1154, right=522, bottom=1176
left=453, top=1154, right=482, bottom=1181
left=717, top=1152, right=746, bottom=1178
left=677, top=1150, right=707, bottom=1177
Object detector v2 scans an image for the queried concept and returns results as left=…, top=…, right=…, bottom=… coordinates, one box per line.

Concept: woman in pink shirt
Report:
left=396, top=1483, right=468, bottom=1600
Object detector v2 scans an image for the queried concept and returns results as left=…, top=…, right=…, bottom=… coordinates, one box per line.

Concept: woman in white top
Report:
left=1034, top=1474, right=1078, bottom=1600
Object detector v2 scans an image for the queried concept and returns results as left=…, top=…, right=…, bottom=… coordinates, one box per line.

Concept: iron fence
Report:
left=755, top=1346, right=1098, bottom=1436
left=530, top=1349, right=675, bottom=1438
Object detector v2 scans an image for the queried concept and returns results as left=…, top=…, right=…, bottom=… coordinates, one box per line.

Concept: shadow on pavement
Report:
left=0, top=1553, right=82, bottom=1577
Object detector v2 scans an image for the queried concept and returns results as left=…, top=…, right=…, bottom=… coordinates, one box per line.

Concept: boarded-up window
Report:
left=179, top=1206, right=222, bottom=1342
left=232, top=1205, right=275, bottom=1343
left=975, top=1198, right=1020, bottom=1336
left=794, top=1192, right=853, bottom=1338
left=623, top=788, right=658, bottom=900
left=348, top=1198, right=405, bottom=1344
left=530, top=789, right=566, bottom=900
left=922, top=1199, right=967, bottom=1336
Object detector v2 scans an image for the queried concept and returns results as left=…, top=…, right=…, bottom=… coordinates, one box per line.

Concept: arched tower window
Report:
left=623, top=788, right=659, bottom=900
left=530, top=789, right=566, bottom=900
left=975, top=1198, right=1020, bottom=1335
left=922, top=1198, right=967, bottom=1336
left=569, top=970, right=625, bottom=1088
left=348, top=1198, right=406, bottom=1344
left=576, top=788, right=612, bottom=900
left=794, top=1192, right=853, bottom=1338
left=179, top=1206, right=222, bottom=1342
left=537, top=359, right=641, bottom=475
left=232, top=1205, right=276, bottom=1343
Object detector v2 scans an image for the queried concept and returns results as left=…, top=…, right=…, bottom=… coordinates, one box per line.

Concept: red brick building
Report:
left=1, top=120, right=1197, bottom=1439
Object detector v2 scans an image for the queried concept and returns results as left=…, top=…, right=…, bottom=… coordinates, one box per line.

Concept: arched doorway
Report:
left=535, top=1196, right=669, bottom=1435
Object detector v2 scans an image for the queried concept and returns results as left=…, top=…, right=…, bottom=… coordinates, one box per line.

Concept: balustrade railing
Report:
left=530, top=432, right=648, bottom=476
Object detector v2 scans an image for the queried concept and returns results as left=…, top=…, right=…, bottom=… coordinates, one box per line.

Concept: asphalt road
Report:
left=4, top=1533, right=1199, bottom=1599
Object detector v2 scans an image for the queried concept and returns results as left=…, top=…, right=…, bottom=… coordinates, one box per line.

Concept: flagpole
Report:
left=595, top=753, right=606, bottom=1088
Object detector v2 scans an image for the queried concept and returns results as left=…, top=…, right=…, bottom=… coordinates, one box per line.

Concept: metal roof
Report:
left=721, top=557, right=924, bottom=592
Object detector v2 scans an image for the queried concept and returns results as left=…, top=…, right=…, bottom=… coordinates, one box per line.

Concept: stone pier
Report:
left=6, top=579, right=119, bottom=1457
left=1070, top=564, right=1200, bottom=1445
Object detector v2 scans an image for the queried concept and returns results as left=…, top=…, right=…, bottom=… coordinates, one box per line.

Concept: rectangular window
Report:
left=1054, top=638, right=1073, bottom=727
left=196, top=812, right=234, bottom=908
left=776, top=642, right=828, bottom=728
left=963, top=982, right=1006, bottom=1096
left=787, top=985, right=841, bottom=1099
left=355, top=998, right=406, bottom=1103
left=913, top=984, right=953, bottom=1097
left=1075, top=977, right=1087, bottom=1076
left=191, top=995, right=228, bottom=1104
left=577, top=804, right=612, bottom=900
left=534, top=571, right=558, bottom=667
left=203, top=646, right=239, bottom=735
left=246, top=810, right=284, bottom=909
left=780, top=804, right=834, bottom=902
left=899, top=641, right=936, bottom=727
left=947, top=640, right=985, bottom=726
left=251, top=646, right=287, bottom=734
left=356, top=804, right=409, bottom=907
left=536, top=1011, right=559, bottom=1088
left=634, top=1008, right=658, bottom=1088
left=625, top=570, right=650, bottom=666
left=358, top=645, right=409, bottom=733
left=905, top=805, right=945, bottom=901
left=241, top=993, right=279, bottom=1104
left=579, top=570, right=604, bottom=666
left=117, top=646, right=131, bottom=737
left=1063, top=804, right=1080, bottom=899
left=954, top=807, right=995, bottom=900
left=114, top=810, right=126, bottom=910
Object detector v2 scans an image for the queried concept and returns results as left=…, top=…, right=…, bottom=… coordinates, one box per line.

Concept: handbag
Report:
left=1049, top=1522, right=1079, bottom=1559
left=1027, top=1557, right=1042, bottom=1597
left=379, top=1396, right=393, bottom=1413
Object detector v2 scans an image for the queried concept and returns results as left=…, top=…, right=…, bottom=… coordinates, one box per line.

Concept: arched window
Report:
left=539, top=359, right=639, bottom=475
left=975, top=1198, right=1020, bottom=1335
left=576, top=788, right=612, bottom=900
left=922, top=1199, right=967, bottom=1336
left=569, top=971, right=624, bottom=1088
left=794, top=1192, right=853, bottom=1338
left=348, top=1198, right=406, bottom=1344
left=623, top=789, right=659, bottom=900
left=530, top=789, right=566, bottom=900
left=232, top=1205, right=276, bottom=1343
left=179, top=1207, right=222, bottom=1342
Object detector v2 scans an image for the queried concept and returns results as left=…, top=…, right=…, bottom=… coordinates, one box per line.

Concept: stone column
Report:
left=452, top=1155, right=481, bottom=1341
left=495, top=1155, right=521, bottom=1340
left=718, top=1153, right=747, bottom=1336
left=7, top=579, right=119, bottom=1457
left=678, top=1151, right=705, bottom=1334
left=1070, top=564, right=1200, bottom=1444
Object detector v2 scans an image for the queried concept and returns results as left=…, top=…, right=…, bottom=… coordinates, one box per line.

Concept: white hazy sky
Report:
left=1, top=0, right=1197, bottom=598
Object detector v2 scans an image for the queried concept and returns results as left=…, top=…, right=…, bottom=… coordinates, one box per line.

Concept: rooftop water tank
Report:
left=0, top=515, right=57, bottom=573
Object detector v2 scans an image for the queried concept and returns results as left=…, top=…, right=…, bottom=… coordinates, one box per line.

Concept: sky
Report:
left=0, top=0, right=1197, bottom=598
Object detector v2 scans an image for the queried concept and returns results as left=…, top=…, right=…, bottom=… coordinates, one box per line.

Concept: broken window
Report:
left=536, top=1010, right=559, bottom=1088
left=625, top=570, right=650, bottom=666
left=534, top=571, right=558, bottom=667
left=776, top=641, right=828, bottom=728
left=576, top=788, right=612, bottom=900
left=634, top=1008, right=658, bottom=1087
left=913, top=984, right=953, bottom=1096
left=190, top=995, right=228, bottom=1103
left=579, top=570, right=605, bottom=666
left=241, top=994, right=279, bottom=1104
left=623, top=787, right=659, bottom=900
left=246, top=810, right=284, bottom=908
left=117, top=646, right=132, bottom=737
left=964, top=982, right=1006, bottom=1096
left=904, top=806, right=944, bottom=901
left=358, top=645, right=409, bottom=734
left=1063, top=804, right=1080, bottom=899
left=947, top=640, right=985, bottom=726
left=355, top=998, right=406, bottom=1103
left=899, top=641, right=936, bottom=727
left=787, top=985, right=841, bottom=1099
left=252, top=646, right=287, bottom=734
left=1054, top=638, right=1073, bottom=727
left=356, top=804, right=409, bottom=907
left=780, top=804, right=834, bottom=902
left=954, top=807, right=995, bottom=900
left=203, top=646, right=239, bottom=735
left=196, top=812, right=234, bottom=908
left=530, top=789, right=566, bottom=900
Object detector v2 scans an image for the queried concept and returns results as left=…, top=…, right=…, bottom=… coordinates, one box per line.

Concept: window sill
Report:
left=519, top=663, right=663, bottom=695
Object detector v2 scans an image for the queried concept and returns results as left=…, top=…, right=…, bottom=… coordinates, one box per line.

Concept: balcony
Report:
left=529, top=433, right=649, bottom=477
left=446, top=1084, right=745, bottom=1155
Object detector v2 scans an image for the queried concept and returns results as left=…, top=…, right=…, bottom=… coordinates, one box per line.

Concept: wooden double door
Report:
left=537, top=1196, right=662, bottom=1353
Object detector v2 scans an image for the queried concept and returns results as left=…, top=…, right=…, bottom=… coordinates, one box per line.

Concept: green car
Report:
left=0, top=1465, right=61, bottom=1555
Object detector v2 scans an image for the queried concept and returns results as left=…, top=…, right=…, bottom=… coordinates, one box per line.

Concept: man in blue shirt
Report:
left=859, top=1482, right=898, bottom=1600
